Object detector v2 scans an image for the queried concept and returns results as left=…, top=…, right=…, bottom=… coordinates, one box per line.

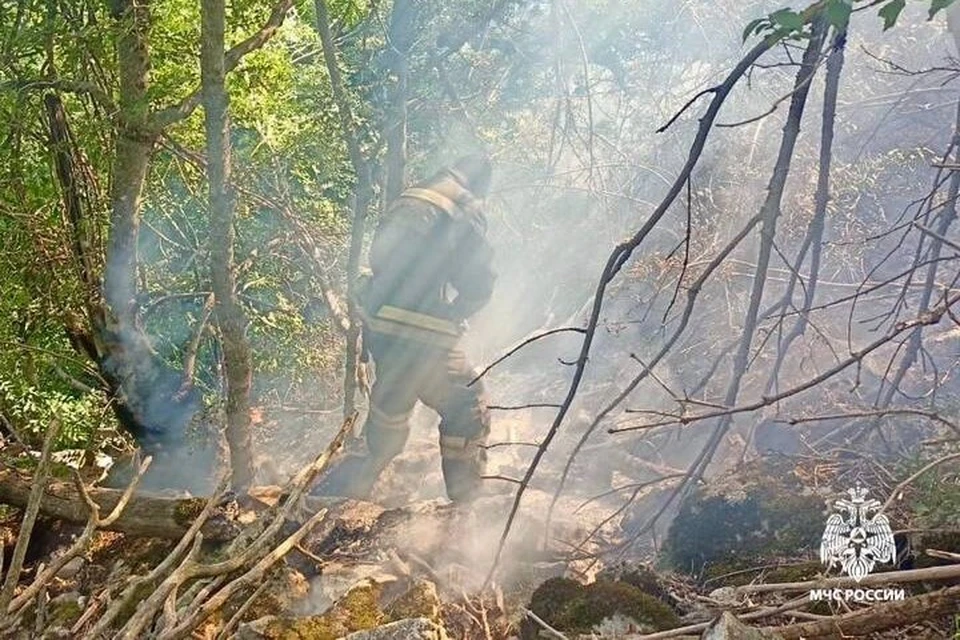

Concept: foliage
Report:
left=0, top=377, right=109, bottom=449
left=0, top=0, right=957, bottom=476
left=901, top=446, right=960, bottom=528
left=743, top=0, right=957, bottom=42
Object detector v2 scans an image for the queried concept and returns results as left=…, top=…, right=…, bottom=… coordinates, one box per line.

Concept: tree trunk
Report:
left=382, top=0, right=417, bottom=202
left=98, top=0, right=204, bottom=454
left=315, top=0, right=373, bottom=419
left=201, top=0, right=255, bottom=490
left=687, top=20, right=828, bottom=483
left=104, top=0, right=152, bottom=327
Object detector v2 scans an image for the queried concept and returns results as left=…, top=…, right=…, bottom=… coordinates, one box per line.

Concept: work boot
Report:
left=310, top=452, right=377, bottom=499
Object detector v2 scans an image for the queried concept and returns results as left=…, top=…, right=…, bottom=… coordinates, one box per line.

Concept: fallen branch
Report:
left=0, top=453, right=153, bottom=633
left=0, top=462, right=239, bottom=542
left=0, top=420, right=61, bottom=615
left=926, top=548, right=960, bottom=563
left=782, top=408, right=960, bottom=437
left=720, top=562, right=960, bottom=596
left=630, top=593, right=812, bottom=639
left=105, top=413, right=355, bottom=638
left=157, top=508, right=327, bottom=640
left=768, top=584, right=960, bottom=640
left=81, top=475, right=229, bottom=638
left=521, top=606, right=569, bottom=639
left=608, top=292, right=960, bottom=434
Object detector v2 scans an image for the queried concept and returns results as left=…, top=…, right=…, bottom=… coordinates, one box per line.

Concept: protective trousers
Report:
left=322, top=333, right=490, bottom=503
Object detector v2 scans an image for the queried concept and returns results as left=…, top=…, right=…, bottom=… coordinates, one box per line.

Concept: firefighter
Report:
left=317, top=154, right=495, bottom=503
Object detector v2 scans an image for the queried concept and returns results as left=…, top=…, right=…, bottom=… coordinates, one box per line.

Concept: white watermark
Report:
left=809, top=587, right=905, bottom=603
left=812, top=486, right=904, bottom=602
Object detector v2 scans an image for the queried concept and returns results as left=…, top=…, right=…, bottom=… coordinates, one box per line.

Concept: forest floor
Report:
left=0, top=379, right=958, bottom=638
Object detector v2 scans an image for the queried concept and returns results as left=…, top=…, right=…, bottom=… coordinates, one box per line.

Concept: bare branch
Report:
left=469, top=327, right=586, bottom=387
left=0, top=420, right=61, bottom=614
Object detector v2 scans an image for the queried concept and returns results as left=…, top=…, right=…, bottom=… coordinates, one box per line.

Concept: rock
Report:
left=260, top=579, right=385, bottom=639
left=55, top=556, right=84, bottom=579
left=597, top=563, right=679, bottom=613
left=38, top=591, right=85, bottom=637
left=236, top=615, right=276, bottom=639
left=309, top=559, right=403, bottom=613
left=384, top=579, right=441, bottom=622
left=523, top=577, right=680, bottom=639
left=240, top=575, right=452, bottom=640
left=525, top=577, right=583, bottom=635
left=707, top=587, right=739, bottom=607
left=701, top=612, right=783, bottom=639
left=663, top=456, right=828, bottom=581
left=342, top=617, right=446, bottom=640
left=236, top=565, right=310, bottom=622
left=561, top=581, right=680, bottom=634
left=908, top=530, right=960, bottom=569
left=45, top=591, right=83, bottom=629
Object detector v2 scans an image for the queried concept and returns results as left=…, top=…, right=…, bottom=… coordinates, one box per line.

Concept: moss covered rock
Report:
left=557, top=581, right=680, bottom=632
left=703, top=560, right=822, bottom=589
left=523, top=577, right=680, bottom=638
left=702, top=611, right=784, bottom=639
left=662, top=456, right=828, bottom=579
left=527, top=577, right=584, bottom=630
left=46, top=592, right=84, bottom=628
left=239, top=566, right=310, bottom=623
left=384, top=579, right=441, bottom=623
left=263, top=580, right=384, bottom=640
left=597, top=564, right=678, bottom=612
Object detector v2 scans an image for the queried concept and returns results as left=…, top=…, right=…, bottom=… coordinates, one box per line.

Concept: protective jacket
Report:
left=363, top=169, right=495, bottom=348
left=312, top=168, right=494, bottom=504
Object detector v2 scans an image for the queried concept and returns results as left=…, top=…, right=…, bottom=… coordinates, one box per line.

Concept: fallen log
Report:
left=0, top=463, right=239, bottom=541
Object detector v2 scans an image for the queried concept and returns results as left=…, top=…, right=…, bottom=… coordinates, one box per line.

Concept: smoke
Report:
left=420, top=0, right=960, bottom=559
left=256, top=3, right=960, bottom=595
left=104, top=0, right=960, bottom=597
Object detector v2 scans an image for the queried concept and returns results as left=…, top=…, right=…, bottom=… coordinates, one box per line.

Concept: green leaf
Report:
left=742, top=17, right=765, bottom=42
left=770, top=8, right=805, bottom=31
left=825, top=0, right=853, bottom=28
left=878, top=0, right=906, bottom=30
left=929, top=0, right=956, bottom=20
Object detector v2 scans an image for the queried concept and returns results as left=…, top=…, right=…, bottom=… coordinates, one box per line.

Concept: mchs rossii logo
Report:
left=811, top=486, right=905, bottom=602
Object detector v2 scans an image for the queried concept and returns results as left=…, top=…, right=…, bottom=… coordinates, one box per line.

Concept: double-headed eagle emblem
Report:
left=819, top=486, right=895, bottom=582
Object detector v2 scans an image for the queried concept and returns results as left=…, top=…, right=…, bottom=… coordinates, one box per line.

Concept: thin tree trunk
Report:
left=873, top=101, right=960, bottom=413
left=593, top=21, right=829, bottom=553
left=383, top=0, right=417, bottom=201
left=764, top=30, right=845, bottom=394
left=98, top=0, right=204, bottom=453
left=315, top=0, right=373, bottom=418
left=41, top=0, right=291, bottom=463
left=688, top=20, right=828, bottom=481
left=104, top=0, right=152, bottom=328
left=201, top=0, right=255, bottom=489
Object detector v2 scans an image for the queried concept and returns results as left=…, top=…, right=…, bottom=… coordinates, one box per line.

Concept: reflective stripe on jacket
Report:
left=361, top=303, right=462, bottom=349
